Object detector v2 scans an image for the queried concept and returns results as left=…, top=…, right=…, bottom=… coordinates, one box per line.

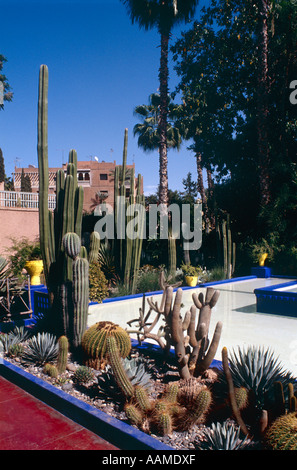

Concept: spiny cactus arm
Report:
left=194, top=321, right=222, bottom=376
left=222, top=347, right=249, bottom=437
left=171, top=289, right=191, bottom=380
left=164, top=286, right=173, bottom=318
left=88, top=231, right=100, bottom=263
left=192, top=291, right=203, bottom=310
left=68, top=149, right=78, bottom=186
left=208, top=289, right=220, bottom=309
left=106, top=336, right=134, bottom=399
left=147, top=296, right=165, bottom=316
left=74, top=185, right=84, bottom=237
left=72, top=257, right=89, bottom=349
left=62, top=174, right=75, bottom=238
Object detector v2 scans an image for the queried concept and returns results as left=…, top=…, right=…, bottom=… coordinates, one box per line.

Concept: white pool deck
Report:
left=88, top=276, right=297, bottom=376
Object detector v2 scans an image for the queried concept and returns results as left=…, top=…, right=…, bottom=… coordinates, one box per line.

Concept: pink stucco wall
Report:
left=0, top=207, right=39, bottom=257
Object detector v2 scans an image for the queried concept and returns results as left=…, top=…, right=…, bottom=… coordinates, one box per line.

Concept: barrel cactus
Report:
left=81, top=321, right=131, bottom=369
left=265, top=412, right=297, bottom=450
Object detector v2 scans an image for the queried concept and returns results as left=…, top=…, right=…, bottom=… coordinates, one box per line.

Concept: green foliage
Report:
left=88, top=262, right=109, bottom=303
left=135, top=268, right=160, bottom=293
left=20, top=168, right=32, bottom=193
left=171, top=0, right=297, bottom=245
left=21, top=332, right=58, bottom=366
left=196, top=421, right=252, bottom=450
left=0, top=54, right=13, bottom=110
left=97, top=244, right=118, bottom=286
left=180, top=262, right=203, bottom=277
left=6, top=238, right=41, bottom=279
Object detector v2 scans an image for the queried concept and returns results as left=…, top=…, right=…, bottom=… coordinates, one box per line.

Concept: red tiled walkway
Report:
left=0, top=376, right=119, bottom=450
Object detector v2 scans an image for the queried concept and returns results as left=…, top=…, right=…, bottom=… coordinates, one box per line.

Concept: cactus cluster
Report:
left=128, top=285, right=221, bottom=380
left=43, top=335, right=69, bottom=378
left=216, top=215, right=236, bottom=279
left=112, top=129, right=145, bottom=294
left=37, top=65, right=90, bottom=349
left=105, top=336, right=212, bottom=436
left=81, top=321, right=131, bottom=370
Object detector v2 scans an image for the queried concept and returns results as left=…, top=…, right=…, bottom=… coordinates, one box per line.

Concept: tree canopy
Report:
left=171, top=0, right=297, bottom=243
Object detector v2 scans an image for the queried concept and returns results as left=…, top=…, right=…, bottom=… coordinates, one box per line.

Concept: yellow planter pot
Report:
left=259, top=253, right=268, bottom=267
left=185, top=275, right=198, bottom=287
left=25, top=260, right=44, bottom=286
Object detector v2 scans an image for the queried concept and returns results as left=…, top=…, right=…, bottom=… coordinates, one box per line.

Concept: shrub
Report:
left=6, top=237, right=41, bottom=279
left=89, top=262, right=109, bottom=303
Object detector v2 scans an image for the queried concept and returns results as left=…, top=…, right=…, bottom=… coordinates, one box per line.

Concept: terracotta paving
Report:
left=0, top=375, right=119, bottom=450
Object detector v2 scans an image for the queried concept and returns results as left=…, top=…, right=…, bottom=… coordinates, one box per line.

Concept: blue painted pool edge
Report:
left=254, top=279, right=297, bottom=316
left=0, top=358, right=174, bottom=451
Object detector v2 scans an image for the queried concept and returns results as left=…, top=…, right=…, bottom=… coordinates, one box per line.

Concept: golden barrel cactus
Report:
left=81, top=321, right=131, bottom=369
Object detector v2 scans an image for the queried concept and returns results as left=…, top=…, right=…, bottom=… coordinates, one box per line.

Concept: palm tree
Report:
left=133, top=92, right=183, bottom=152
left=121, top=0, right=199, bottom=206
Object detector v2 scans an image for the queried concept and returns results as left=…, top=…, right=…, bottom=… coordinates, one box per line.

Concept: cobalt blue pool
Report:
left=254, top=280, right=297, bottom=316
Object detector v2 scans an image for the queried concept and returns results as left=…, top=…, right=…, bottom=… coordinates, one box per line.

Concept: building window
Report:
left=78, top=172, right=84, bottom=181
left=84, top=172, right=90, bottom=181
left=100, top=173, right=108, bottom=181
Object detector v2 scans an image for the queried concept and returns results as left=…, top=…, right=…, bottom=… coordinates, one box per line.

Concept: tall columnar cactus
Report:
left=56, top=335, right=69, bottom=374
left=88, top=231, right=100, bottom=264
left=37, top=65, right=88, bottom=348
left=63, top=232, right=89, bottom=349
left=112, top=129, right=145, bottom=294
left=216, top=215, right=236, bottom=279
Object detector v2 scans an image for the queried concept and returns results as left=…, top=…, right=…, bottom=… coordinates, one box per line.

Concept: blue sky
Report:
left=0, top=0, right=205, bottom=195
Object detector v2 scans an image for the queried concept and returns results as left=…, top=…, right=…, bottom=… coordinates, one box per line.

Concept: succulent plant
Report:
left=21, top=332, right=58, bottom=366
left=265, top=412, right=297, bottom=450
left=56, top=335, right=69, bottom=374
left=97, top=356, right=153, bottom=403
left=43, top=363, right=59, bottom=379
left=0, top=326, right=29, bottom=355
left=73, top=365, right=95, bottom=384
left=220, top=345, right=296, bottom=410
left=82, top=321, right=131, bottom=370
left=196, top=421, right=252, bottom=450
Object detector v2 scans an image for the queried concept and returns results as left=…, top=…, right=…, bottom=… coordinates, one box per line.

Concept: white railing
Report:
left=0, top=191, right=56, bottom=210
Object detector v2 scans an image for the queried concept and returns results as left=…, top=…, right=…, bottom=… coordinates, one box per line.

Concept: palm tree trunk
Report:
left=257, top=0, right=271, bottom=206
left=158, top=31, right=169, bottom=207
left=196, top=152, right=211, bottom=233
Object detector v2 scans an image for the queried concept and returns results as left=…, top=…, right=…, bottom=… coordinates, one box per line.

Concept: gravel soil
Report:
left=3, top=347, right=222, bottom=450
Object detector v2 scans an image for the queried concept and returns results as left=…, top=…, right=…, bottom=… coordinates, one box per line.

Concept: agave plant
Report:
left=0, top=326, right=30, bottom=355
left=97, top=356, right=153, bottom=403
left=21, top=332, right=58, bottom=366
left=222, top=345, right=296, bottom=410
left=196, top=421, right=252, bottom=450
